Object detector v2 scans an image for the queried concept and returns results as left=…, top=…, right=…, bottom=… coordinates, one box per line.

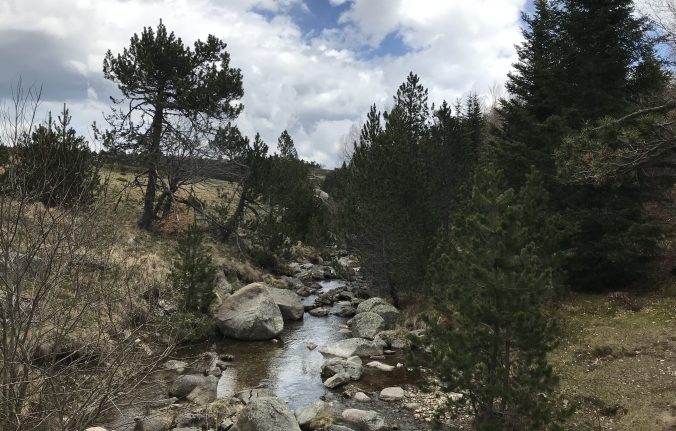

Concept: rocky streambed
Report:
left=97, top=266, right=440, bottom=431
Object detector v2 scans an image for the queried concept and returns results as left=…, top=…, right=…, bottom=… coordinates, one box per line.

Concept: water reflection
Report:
left=213, top=280, right=349, bottom=408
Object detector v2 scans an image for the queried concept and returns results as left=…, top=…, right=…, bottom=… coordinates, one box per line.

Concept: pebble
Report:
left=366, top=361, right=395, bottom=372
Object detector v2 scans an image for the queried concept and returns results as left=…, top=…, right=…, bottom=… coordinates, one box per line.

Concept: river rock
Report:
left=235, top=388, right=276, bottom=404
left=336, top=290, right=356, bottom=301
left=321, top=357, right=363, bottom=380
left=235, top=397, right=301, bottom=431
left=336, top=304, right=357, bottom=317
left=355, top=297, right=388, bottom=314
left=163, top=360, right=188, bottom=373
left=323, top=372, right=351, bottom=388
left=133, top=411, right=175, bottom=431
left=169, top=374, right=218, bottom=405
left=374, top=330, right=410, bottom=350
left=356, top=299, right=400, bottom=329
left=354, top=392, right=371, bottom=402
left=366, top=361, right=395, bottom=372
left=379, top=387, right=405, bottom=401
left=174, top=412, right=206, bottom=428
left=319, top=338, right=385, bottom=358
left=330, top=427, right=357, bottom=431
left=295, top=400, right=331, bottom=428
left=267, top=287, right=304, bottom=321
left=347, top=355, right=362, bottom=365
left=350, top=312, right=385, bottom=340
left=309, top=307, right=329, bottom=317
left=341, top=409, right=386, bottom=431
left=189, top=378, right=218, bottom=404
left=169, top=374, right=209, bottom=398
left=281, top=276, right=303, bottom=289
left=215, top=283, right=284, bottom=340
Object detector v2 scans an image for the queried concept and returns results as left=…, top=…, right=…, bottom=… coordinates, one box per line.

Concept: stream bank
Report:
left=98, top=261, right=444, bottom=431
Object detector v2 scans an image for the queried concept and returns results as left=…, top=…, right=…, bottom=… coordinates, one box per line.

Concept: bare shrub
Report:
left=0, top=82, right=172, bottom=431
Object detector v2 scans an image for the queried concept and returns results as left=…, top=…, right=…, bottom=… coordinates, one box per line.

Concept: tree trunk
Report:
left=223, top=189, right=248, bottom=240
left=138, top=105, right=163, bottom=230
left=386, top=273, right=400, bottom=308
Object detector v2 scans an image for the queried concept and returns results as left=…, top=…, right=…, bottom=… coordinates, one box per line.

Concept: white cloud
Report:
left=0, top=0, right=526, bottom=167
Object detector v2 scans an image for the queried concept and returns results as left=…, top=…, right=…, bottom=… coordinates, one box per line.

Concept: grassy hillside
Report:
left=553, top=294, right=676, bottom=430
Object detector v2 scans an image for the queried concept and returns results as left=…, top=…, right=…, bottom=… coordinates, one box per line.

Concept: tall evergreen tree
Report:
left=559, top=0, right=667, bottom=122
left=339, top=74, right=486, bottom=304
left=499, top=0, right=670, bottom=291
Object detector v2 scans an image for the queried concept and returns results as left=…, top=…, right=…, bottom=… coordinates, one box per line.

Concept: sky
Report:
left=0, top=0, right=529, bottom=167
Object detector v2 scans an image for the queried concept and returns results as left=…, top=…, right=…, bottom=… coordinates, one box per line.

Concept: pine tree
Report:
left=505, top=0, right=562, bottom=122
left=559, top=0, right=667, bottom=122
left=170, top=223, right=217, bottom=313
left=12, top=104, right=100, bottom=208
left=498, top=0, right=568, bottom=183
left=425, top=164, right=565, bottom=430
left=499, top=0, right=670, bottom=291
left=338, top=76, right=486, bottom=304
left=277, top=130, right=298, bottom=160
left=102, top=20, right=243, bottom=229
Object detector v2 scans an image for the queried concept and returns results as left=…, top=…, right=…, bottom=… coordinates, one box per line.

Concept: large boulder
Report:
left=235, top=397, right=301, bottom=431
left=356, top=298, right=400, bottom=329
left=320, top=338, right=384, bottom=358
left=215, top=283, right=284, bottom=340
left=350, top=312, right=385, bottom=340
left=267, top=286, right=304, bottom=321
left=341, top=409, right=386, bottom=431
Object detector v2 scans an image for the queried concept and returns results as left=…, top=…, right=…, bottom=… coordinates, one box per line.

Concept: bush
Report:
left=10, top=105, right=99, bottom=207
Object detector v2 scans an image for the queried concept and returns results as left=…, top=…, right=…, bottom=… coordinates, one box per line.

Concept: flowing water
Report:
left=103, top=280, right=417, bottom=429
left=214, top=279, right=351, bottom=407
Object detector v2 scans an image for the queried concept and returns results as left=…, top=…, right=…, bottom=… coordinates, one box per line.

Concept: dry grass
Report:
left=552, top=292, right=676, bottom=430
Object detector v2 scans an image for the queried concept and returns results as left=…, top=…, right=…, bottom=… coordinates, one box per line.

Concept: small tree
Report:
left=425, top=164, right=565, bottom=430
left=170, top=222, right=217, bottom=313
left=11, top=104, right=99, bottom=207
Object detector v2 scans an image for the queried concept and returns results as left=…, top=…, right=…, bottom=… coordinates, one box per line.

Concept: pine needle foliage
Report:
left=11, top=104, right=99, bottom=208
left=170, top=222, right=217, bottom=313
left=425, top=164, right=566, bottom=430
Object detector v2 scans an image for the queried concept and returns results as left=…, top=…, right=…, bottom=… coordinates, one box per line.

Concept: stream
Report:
left=104, top=279, right=417, bottom=430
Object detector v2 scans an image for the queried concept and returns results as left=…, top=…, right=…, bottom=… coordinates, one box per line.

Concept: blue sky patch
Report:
left=294, top=0, right=351, bottom=37
left=252, top=0, right=413, bottom=59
